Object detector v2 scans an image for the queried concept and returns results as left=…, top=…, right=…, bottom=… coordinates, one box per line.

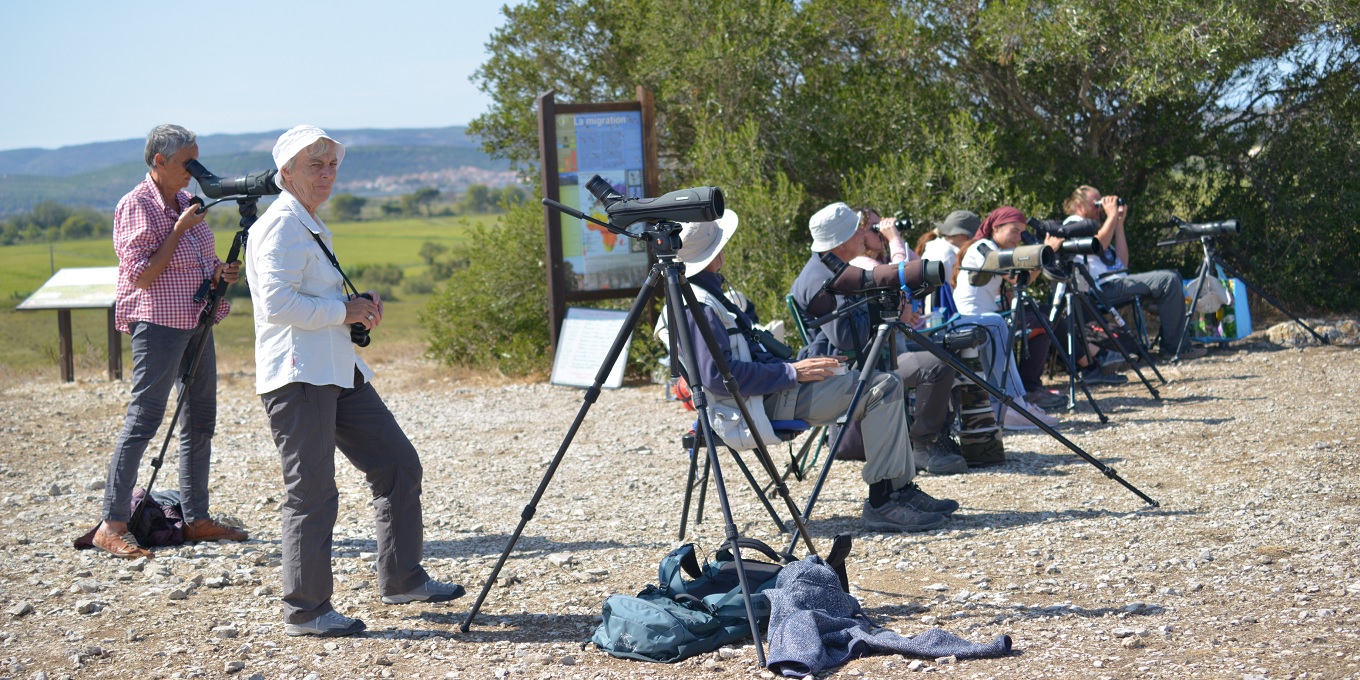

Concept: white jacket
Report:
left=245, top=191, right=373, bottom=394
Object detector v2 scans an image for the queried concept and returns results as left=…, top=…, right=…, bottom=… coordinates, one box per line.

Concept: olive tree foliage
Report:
left=444, top=0, right=1359, bottom=373
left=422, top=196, right=549, bottom=374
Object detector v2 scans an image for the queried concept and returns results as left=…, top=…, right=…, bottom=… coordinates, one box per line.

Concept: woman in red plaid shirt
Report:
left=91, top=124, right=248, bottom=559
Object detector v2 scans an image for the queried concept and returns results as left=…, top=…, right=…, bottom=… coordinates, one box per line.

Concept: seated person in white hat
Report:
left=790, top=202, right=969, bottom=476
left=657, top=209, right=959, bottom=533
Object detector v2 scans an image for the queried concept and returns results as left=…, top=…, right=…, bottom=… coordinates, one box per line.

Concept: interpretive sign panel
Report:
left=549, top=308, right=631, bottom=389
left=16, top=267, right=117, bottom=310
left=539, top=88, right=658, bottom=358
left=553, top=110, right=650, bottom=293
left=15, top=267, right=122, bottom=382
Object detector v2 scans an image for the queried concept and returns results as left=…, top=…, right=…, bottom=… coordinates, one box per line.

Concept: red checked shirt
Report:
left=113, top=174, right=229, bottom=333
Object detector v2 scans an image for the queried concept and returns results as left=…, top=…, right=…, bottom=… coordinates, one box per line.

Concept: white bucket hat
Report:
left=272, top=125, right=346, bottom=176
left=677, top=210, right=740, bottom=277
left=809, top=202, right=859, bottom=252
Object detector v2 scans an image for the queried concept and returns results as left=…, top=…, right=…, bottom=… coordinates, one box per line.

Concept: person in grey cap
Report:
left=246, top=125, right=463, bottom=637
left=657, top=208, right=958, bottom=533
left=916, top=210, right=980, bottom=277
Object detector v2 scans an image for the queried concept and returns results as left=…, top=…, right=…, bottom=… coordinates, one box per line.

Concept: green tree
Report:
left=423, top=196, right=549, bottom=374
left=329, top=193, right=367, bottom=222
left=443, top=0, right=1359, bottom=374
left=380, top=200, right=403, bottom=217
left=411, top=187, right=441, bottom=217
left=418, top=241, right=449, bottom=265
left=29, top=201, right=72, bottom=231
left=460, top=184, right=494, bottom=213
left=498, top=184, right=528, bottom=209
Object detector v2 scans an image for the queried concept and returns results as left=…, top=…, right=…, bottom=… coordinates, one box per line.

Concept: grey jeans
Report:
left=892, top=349, right=956, bottom=446
left=101, top=321, right=216, bottom=523
left=766, top=371, right=915, bottom=488
left=1097, top=269, right=1187, bottom=352
left=260, top=371, right=429, bottom=624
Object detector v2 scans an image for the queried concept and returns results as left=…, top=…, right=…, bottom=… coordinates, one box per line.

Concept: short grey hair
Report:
left=144, top=124, right=197, bottom=169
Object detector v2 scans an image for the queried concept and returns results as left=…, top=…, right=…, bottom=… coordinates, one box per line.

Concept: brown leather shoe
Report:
left=183, top=518, right=248, bottom=542
left=92, top=528, right=153, bottom=559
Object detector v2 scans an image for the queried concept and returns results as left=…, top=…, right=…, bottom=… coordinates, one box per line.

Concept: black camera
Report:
left=872, top=211, right=912, bottom=234
left=585, top=174, right=723, bottom=228
left=187, top=159, right=281, bottom=199
left=1028, top=217, right=1099, bottom=239
left=1171, top=217, right=1240, bottom=237
left=350, top=293, right=373, bottom=347
left=1056, top=236, right=1103, bottom=256
left=940, top=326, right=986, bottom=352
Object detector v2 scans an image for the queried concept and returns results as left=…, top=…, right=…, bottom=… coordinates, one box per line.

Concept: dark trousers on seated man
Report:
left=1093, top=269, right=1187, bottom=354
left=831, top=346, right=956, bottom=470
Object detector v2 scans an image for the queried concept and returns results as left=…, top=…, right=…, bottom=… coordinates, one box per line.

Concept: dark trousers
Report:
left=1097, top=270, right=1186, bottom=352
left=102, top=321, right=216, bottom=523
left=260, top=371, right=429, bottom=623
left=1016, top=316, right=1053, bottom=393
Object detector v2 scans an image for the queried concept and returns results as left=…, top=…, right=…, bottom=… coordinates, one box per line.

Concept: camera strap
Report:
left=308, top=231, right=362, bottom=298
left=689, top=277, right=794, bottom=360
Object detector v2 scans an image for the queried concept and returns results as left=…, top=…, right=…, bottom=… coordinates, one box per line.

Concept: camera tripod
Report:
left=1047, top=261, right=1166, bottom=405
left=1002, top=270, right=1111, bottom=423
left=459, top=205, right=816, bottom=668
left=1167, top=234, right=1328, bottom=360
left=785, top=289, right=1156, bottom=558
left=129, top=197, right=258, bottom=538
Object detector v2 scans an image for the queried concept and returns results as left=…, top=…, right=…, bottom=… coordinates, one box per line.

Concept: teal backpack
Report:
left=591, top=535, right=852, bottom=663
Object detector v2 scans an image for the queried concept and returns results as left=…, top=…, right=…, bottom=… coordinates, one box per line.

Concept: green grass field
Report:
left=1, top=213, right=498, bottom=378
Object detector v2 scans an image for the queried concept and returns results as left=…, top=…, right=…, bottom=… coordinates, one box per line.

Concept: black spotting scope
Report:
left=584, top=174, right=723, bottom=227
left=187, top=159, right=281, bottom=199
left=1170, top=217, right=1240, bottom=237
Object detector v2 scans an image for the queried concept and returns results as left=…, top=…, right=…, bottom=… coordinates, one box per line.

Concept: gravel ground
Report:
left=1, top=328, right=1358, bottom=680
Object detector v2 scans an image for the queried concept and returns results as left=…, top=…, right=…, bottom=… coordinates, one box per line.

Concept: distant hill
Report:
left=0, top=126, right=514, bottom=215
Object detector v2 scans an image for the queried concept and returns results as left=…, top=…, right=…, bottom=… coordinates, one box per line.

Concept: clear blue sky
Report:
left=0, top=1, right=514, bottom=151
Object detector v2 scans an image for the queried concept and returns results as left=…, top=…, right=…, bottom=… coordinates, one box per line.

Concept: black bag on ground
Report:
left=74, top=488, right=185, bottom=550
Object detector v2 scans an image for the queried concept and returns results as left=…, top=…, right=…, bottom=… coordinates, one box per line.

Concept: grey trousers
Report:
left=260, top=371, right=429, bottom=624
left=102, top=321, right=216, bottom=523
left=1097, top=270, right=1187, bottom=352
left=766, top=371, right=915, bottom=488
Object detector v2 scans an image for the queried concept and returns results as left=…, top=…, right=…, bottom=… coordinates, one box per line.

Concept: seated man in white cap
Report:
left=790, top=202, right=970, bottom=476
left=658, top=209, right=958, bottom=533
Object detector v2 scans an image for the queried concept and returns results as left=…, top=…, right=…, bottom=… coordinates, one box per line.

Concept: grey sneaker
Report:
left=1081, top=366, right=1129, bottom=385
left=381, top=578, right=466, bottom=605
left=862, top=499, right=946, bottom=533
left=284, top=610, right=366, bottom=637
left=913, top=439, right=969, bottom=475
left=894, top=482, right=960, bottom=516
left=1099, top=351, right=1130, bottom=373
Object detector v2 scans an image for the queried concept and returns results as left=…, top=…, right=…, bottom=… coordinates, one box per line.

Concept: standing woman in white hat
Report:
left=246, top=125, right=463, bottom=637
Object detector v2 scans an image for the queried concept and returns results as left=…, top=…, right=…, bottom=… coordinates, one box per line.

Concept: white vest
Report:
left=655, top=288, right=779, bottom=451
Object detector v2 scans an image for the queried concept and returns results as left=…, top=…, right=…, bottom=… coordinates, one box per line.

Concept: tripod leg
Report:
left=1173, top=254, right=1212, bottom=362
left=674, top=281, right=817, bottom=555
left=1031, top=297, right=1106, bottom=423
left=461, top=268, right=663, bottom=633
left=678, top=433, right=701, bottom=541
left=902, top=326, right=1159, bottom=507
left=1214, top=259, right=1329, bottom=345
left=722, top=446, right=787, bottom=532
left=1078, top=266, right=1166, bottom=384
left=664, top=270, right=769, bottom=666
left=1075, top=293, right=1160, bottom=400
left=782, top=320, right=894, bottom=556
